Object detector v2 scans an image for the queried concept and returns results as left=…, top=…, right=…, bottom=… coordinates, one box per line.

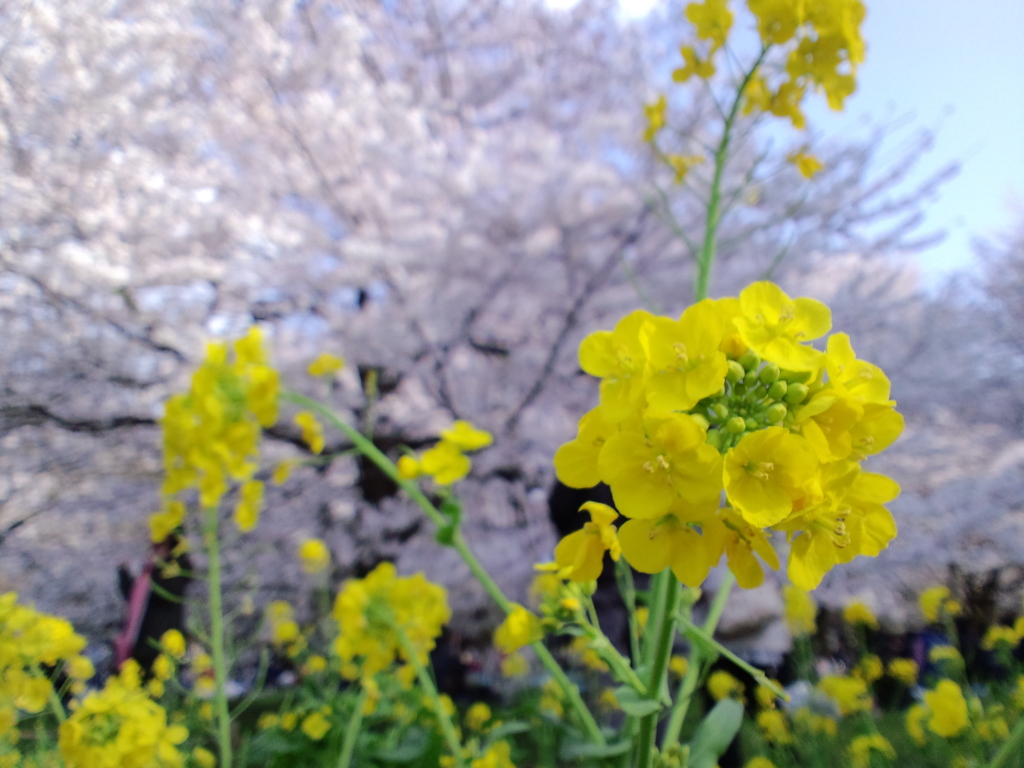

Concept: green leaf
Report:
left=688, top=698, right=744, bottom=768
left=371, top=727, right=430, bottom=762
left=558, top=738, right=631, bottom=760
left=485, top=721, right=532, bottom=741
left=612, top=686, right=663, bottom=717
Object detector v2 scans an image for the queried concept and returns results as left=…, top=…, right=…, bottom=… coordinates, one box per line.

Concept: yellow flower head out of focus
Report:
left=494, top=604, right=544, bottom=654
left=923, top=679, right=970, bottom=738
left=842, top=600, right=878, bottom=629
left=787, top=150, right=824, bottom=179
left=555, top=282, right=901, bottom=592
left=161, top=327, right=279, bottom=508
left=554, top=502, right=621, bottom=583
left=919, top=585, right=961, bottom=624
left=332, top=562, right=450, bottom=678
left=849, top=734, right=895, bottom=768
left=297, top=537, right=331, bottom=575
left=818, top=674, right=871, bottom=716
left=307, top=352, right=345, bottom=377
left=401, top=421, right=492, bottom=486
left=58, top=667, right=187, bottom=768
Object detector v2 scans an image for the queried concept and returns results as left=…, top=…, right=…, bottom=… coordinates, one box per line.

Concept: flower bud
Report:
left=743, top=369, right=759, bottom=387
left=712, top=402, right=729, bottom=419
left=690, top=413, right=709, bottom=431
left=725, top=360, right=745, bottom=384
left=744, top=417, right=759, bottom=431
left=767, top=380, right=788, bottom=400
left=781, top=370, right=811, bottom=384
left=784, top=383, right=809, bottom=405
left=726, top=416, right=746, bottom=434
left=706, top=429, right=723, bottom=449
left=738, top=351, right=760, bottom=372
left=765, top=403, right=787, bottom=423
left=758, top=363, right=780, bottom=385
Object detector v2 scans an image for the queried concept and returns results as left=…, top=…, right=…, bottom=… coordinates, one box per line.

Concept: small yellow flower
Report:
left=465, top=702, right=492, bottom=731
left=397, top=455, right=423, bottom=480
left=818, top=675, right=871, bottom=715
left=666, top=153, right=705, bottom=184
left=419, top=440, right=472, bottom=485
left=855, top=654, right=883, bottom=683
left=295, top=411, right=325, bottom=454
left=500, top=652, right=529, bottom=678
left=303, top=655, right=327, bottom=676
left=258, top=713, right=279, bottom=730
left=193, top=747, right=217, bottom=768
left=707, top=670, right=744, bottom=702
left=280, top=712, right=298, bottom=731
left=685, top=0, right=733, bottom=49
left=301, top=711, right=331, bottom=740
left=160, top=629, right=187, bottom=659
left=65, top=655, right=95, bottom=681
left=643, top=95, right=667, bottom=142
left=920, top=585, right=959, bottom=623
left=929, top=645, right=962, bottom=664
left=152, top=654, right=174, bottom=682
left=308, top=353, right=345, bottom=377
left=272, top=460, right=296, bottom=485
left=842, top=601, right=878, bottom=630
left=887, top=658, right=918, bottom=686
left=981, top=624, right=1020, bottom=651
left=440, top=421, right=493, bottom=451
left=906, top=703, right=927, bottom=744
left=733, top=281, right=830, bottom=373
left=757, top=708, right=792, bottom=744
left=494, top=605, right=543, bottom=653
left=233, top=479, right=264, bottom=533
left=787, top=150, right=824, bottom=179
left=849, top=734, right=895, bottom=768
left=669, top=655, right=689, bottom=678
left=745, top=759, right=777, bottom=768
left=297, top=538, right=331, bottom=574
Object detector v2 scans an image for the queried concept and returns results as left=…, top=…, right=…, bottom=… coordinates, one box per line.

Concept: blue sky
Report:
left=555, top=0, right=1024, bottom=280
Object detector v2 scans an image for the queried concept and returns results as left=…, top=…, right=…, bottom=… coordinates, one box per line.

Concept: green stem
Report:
left=614, top=557, right=642, bottom=666
left=337, top=684, right=370, bottom=768
left=281, top=391, right=607, bottom=746
left=635, top=573, right=681, bottom=768
left=47, top=683, right=66, bottom=724
left=204, top=505, right=233, bottom=768
left=988, top=713, right=1024, bottom=768
left=661, top=571, right=736, bottom=750
left=395, top=628, right=465, bottom=768
left=693, top=47, right=768, bottom=304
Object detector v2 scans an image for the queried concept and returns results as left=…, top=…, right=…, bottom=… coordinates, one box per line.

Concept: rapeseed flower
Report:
left=923, top=679, right=969, bottom=738
left=842, top=600, right=878, bottom=629
left=333, top=562, right=450, bottom=678
left=707, top=670, right=744, bottom=702
left=297, top=538, right=331, bottom=574
left=887, top=658, right=918, bottom=686
left=916, top=585, right=955, bottom=624
left=554, top=502, right=621, bottom=582
left=494, top=605, right=543, bottom=654
left=307, top=352, right=345, bottom=377
left=295, top=411, right=325, bottom=454
left=818, top=674, right=871, bottom=715
left=849, top=734, right=895, bottom=768
left=787, top=150, right=824, bottom=179
left=556, top=281, right=900, bottom=593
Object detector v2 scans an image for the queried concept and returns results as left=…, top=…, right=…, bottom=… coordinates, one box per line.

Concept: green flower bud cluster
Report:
left=694, top=351, right=811, bottom=453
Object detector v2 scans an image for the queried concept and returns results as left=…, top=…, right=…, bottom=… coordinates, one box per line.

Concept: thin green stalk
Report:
left=614, top=558, right=642, bottom=666
left=337, top=684, right=370, bottom=768
left=694, top=47, right=768, bottom=304
left=634, top=573, right=681, bottom=768
left=282, top=391, right=607, bottom=746
left=204, top=505, right=233, bottom=768
left=661, top=571, right=736, bottom=750
left=395, top=628, right=465, bottom=768
left=47, top=684, right=66, bottom=725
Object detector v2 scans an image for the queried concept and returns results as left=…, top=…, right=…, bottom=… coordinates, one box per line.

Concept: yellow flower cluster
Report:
left=332, top=562, right=450, bottom=680
left=398, top=421, right=493, bottom=486
left=848, top=734, right=894, bottom=768
left=554, top=282, right=902, bottom=590
left=919, top=585, right=962, bottom=623
left=160, top=327, right=278, bottom=529
left=906, top=679, right=970, bottom=741
left=645, top=0, right=866, bottom=143
left=59, top=661, right=187, bottom=768
left=0, top=593, right=89, bottom=747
